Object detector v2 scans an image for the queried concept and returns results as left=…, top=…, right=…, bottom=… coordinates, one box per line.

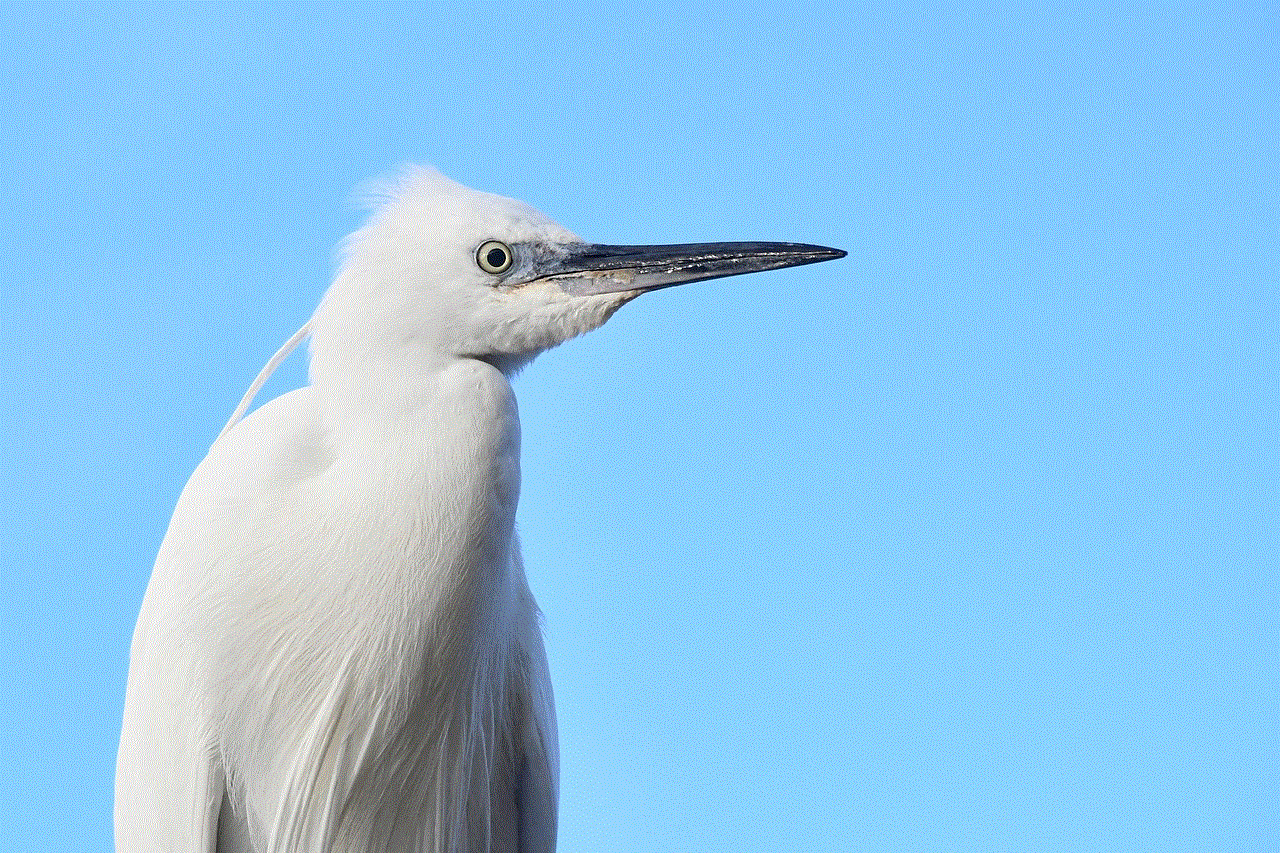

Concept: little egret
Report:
left=116, top=166, right=845, bottom=853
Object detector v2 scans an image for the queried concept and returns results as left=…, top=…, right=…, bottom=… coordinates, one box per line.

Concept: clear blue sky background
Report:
left=2, top=3, right=1276, bottom=851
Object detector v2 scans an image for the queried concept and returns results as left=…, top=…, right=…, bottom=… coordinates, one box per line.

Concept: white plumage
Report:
left=116, top=167, right=843, bottom=853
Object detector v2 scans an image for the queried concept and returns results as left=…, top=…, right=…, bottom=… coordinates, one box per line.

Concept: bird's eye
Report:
left=476, top=240, right=514, bottom=275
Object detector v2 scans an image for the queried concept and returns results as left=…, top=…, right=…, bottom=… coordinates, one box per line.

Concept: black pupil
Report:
left=485, top=247, right=507, bottom=269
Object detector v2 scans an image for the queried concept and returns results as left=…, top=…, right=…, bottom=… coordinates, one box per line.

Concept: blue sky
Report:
left=2, top=2, right=1276, bottom=850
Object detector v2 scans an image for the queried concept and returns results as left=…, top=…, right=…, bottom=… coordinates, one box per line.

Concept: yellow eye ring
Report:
left=476, top=240, right=514, bottom=274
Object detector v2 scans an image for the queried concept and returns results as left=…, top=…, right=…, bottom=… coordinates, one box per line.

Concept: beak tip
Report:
left=793, top=244, right=847, bottom=266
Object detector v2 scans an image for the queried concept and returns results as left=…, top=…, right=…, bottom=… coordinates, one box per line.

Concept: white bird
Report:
left=115, top=166, right=844, bottom=853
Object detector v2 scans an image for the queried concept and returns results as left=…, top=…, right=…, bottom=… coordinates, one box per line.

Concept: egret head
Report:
left=308, top=166, right=844, bottom=395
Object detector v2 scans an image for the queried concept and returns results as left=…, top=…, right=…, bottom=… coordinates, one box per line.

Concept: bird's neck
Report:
left=317, top=355, right=525, bottom=646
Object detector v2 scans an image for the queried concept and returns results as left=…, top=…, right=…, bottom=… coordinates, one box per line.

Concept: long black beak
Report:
left=536, top=241, right=846, bottom=296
